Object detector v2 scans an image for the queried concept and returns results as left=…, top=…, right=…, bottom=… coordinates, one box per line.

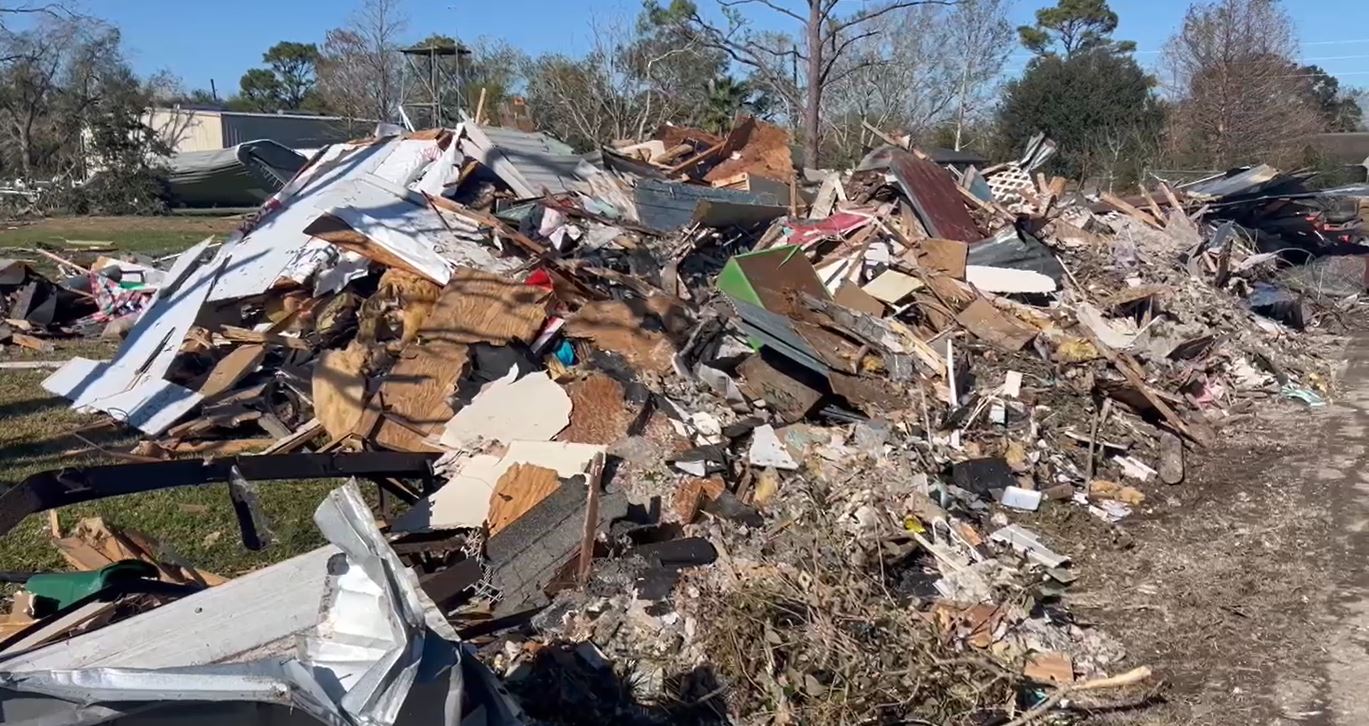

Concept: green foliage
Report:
left=262, top=41, right=319, bottom=110
left=703, top=75, right=773, bottom=133
left=1018, top=0, right=1134, bottom=57
left=994, top=51, right=1163, bottom=184
left=233, top=68, right=284, bottom=112
left=1301, top=64, right=1364, bottom=133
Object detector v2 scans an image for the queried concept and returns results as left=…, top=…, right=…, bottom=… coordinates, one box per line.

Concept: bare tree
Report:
left=946, top=0, right=1013, bottom=150
left=817, top=0, right=1009, bottom=163
left=316, top=0, right=407, bottom=121
left=0, top=16, right=87, bottom=179
left=523, top=15, right=721, bottom=149
left=649, top=0, right=954, bottom=166
left=1163, top=0, right=1322, bottom=168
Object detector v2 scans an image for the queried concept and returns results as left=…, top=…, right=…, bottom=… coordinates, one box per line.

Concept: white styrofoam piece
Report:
left=1000, top=486, right=1042, bottom=511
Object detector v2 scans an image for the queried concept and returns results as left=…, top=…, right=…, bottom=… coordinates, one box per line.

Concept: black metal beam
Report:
left=0, top=452, right=441, bottom=537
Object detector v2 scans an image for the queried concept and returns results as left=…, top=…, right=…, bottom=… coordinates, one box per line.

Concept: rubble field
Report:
left=0, top=118, right=1361, bottom=725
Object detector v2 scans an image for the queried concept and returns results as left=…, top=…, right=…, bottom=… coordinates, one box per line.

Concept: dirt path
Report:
left=1030, top=344, right=1364, bottom=724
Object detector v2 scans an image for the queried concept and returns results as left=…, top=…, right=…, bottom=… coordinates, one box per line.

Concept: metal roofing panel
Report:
left=887, top=150, right=982, bottom=242
left=462, top=124, right=582, bottom=198
left=634, top=179, right=782, bottom=232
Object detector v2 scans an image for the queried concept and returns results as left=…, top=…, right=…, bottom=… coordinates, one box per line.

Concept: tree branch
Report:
left=719, top=0, right=807, bottom=26
left=832, top=0, right=955, bottom=35
left=820, top=29, right=879, bottom=85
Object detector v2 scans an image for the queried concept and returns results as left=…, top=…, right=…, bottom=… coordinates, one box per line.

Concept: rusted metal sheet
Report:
left=887, top=151, right=982, bottom=242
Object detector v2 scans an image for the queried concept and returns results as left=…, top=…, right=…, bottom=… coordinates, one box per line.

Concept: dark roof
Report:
left=921, top=145, right=989, bottom=166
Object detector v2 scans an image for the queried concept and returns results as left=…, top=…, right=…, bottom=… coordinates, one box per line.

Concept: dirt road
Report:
left=1041, top=341, right=1369, bottom=724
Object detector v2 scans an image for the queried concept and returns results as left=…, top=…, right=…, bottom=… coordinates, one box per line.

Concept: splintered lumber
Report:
left=1100, top=192, right=1162, bottom=229
left=198, top=345, right=266, bottom=399
left=53, top=517, right=227, bottom=587
left=217, top=326, right=311, bottom=350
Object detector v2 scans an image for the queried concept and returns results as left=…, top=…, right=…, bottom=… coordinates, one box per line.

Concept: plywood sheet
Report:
left=564, top=300, right=675, bottom=375
left=559, top=373, right=633, bottom=445
left=423, top=267, right=550, bottom=346
left=198, top=345, right=265, bottom=399
left=487, top=463, right=563, bottom=536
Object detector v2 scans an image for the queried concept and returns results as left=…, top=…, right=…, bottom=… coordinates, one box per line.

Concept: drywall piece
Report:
left=748, top=424, right=799, bottom=470
left=394, top=440, right=606, bottom=532
left=95, top=379, right=203, bottom=435
left=990, top=524, right=1069, bottom=568
left=862, top=269, right=924, bottom=304
left=965, top=265, right=1058, bottom=294
left=439, top=372, right=572, bottom=449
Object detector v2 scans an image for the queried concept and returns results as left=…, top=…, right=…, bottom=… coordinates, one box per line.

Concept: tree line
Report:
left=0, top=0, right=1362, bottom=215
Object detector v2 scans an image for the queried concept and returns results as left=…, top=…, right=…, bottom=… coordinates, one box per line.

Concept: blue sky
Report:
left=83, top=0, right=1369, bottom=93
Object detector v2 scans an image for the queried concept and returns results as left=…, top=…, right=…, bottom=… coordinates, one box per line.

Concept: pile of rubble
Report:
left=0, top=116, right=1354, bottom=725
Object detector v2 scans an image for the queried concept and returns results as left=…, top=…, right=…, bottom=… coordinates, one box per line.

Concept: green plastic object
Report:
left=26, top=560, right=159, bottom=614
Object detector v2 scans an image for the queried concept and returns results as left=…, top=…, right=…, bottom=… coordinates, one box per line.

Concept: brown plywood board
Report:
left=487, top=463, right=564, bottom=536
left=957, top=298, right=1038, bottom=351
left=422, top=267, right=550, bottom=346
left=560, top=373, right=633, bottom=445
left=371, top=342, right=470, bottom=452
left=834, top=281, right=886, bottom=317
left=919, top=238, right=968, bottom=278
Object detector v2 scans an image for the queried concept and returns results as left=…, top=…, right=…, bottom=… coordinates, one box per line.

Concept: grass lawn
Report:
left=0, top=215, right=343, bottom=580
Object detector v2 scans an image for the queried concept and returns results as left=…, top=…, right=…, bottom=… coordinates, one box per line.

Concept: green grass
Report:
left=0, top=215, right=238, bottom=259
left=0, top=364, right=339, bottom=577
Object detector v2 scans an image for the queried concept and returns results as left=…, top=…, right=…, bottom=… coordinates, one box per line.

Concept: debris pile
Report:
left=0, top=116, right=1356, bottom=724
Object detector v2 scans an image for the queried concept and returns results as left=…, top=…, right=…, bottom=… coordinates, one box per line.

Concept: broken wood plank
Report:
left=1100, top=192, right=1162, bottom=229
left=11, top=333, right=52, bottom=353
left=259, top=417, right=324, bottom=454
left=198, top=345, right=265, bottom=399
left=217, top=326, right=311, bottom=350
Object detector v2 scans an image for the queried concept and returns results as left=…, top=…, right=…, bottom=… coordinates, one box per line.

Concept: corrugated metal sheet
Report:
left=461, top=124, right=583, bottom=199
left=887, top=150, right=982, bottom=242
left=634, top=179, right=782, bottom=232
left=220, top=113, right=362, bottom=149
